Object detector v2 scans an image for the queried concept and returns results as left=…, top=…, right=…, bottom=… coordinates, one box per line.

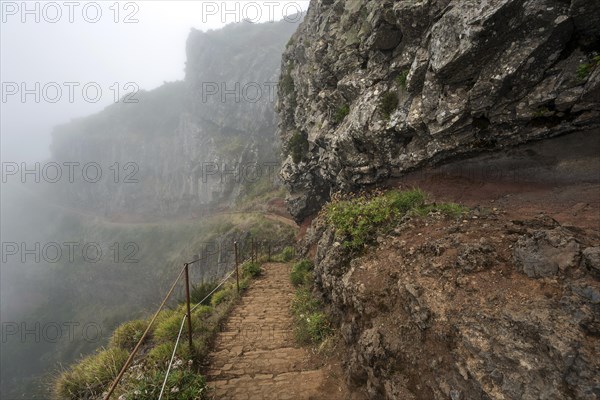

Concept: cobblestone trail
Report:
left=205, top=263, right=332, bottom=399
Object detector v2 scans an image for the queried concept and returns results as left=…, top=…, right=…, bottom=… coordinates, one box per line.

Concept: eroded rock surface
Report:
left=278, top=0, right=600, bottom=221
left=304, top=210, right=600, bottom=399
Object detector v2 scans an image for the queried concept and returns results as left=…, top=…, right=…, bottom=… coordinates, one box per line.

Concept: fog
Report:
left=2, top=1, right=307, bottom=162
left=1, top=2, right=307, bottom=398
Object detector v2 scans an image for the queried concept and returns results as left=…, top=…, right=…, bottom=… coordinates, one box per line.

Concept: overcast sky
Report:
left=1, top=1, right=309, bottom=162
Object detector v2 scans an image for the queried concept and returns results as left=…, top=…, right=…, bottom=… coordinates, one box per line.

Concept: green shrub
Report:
left=290, top=259, right=314, bottom=287
left=304, top=312, right=331, bottom=343
left=291, top=288, right=331, bottom=345
left=241, top=261, right=262, bottom=278
left=334, top=104, right=350, bottom=124
left=122, top=368, right=208, bottom=400
left=324, top=189, right=468, bottom=251
left=146, top=341, right=193, bottom=367
left=239, top=277, right=250, bottom=291
left=380, top=92, right=399, bottom=118
left=286, top=132, right=308, bottom=163
left=210, top=288, right=233, bottom=307
left=154, top=313, right=185, bottom=343
left=280, top=246, right=295, bottom=261
left=291, top=287, right=321, bottom=317
left=109, top=319, right=148, bottom=351
left=396, top=69, right=409, bottom=88
left=153, top=305, right=211, bottom=343
left=280, top=72, right=295, bottom=95
left=387, top=189, right=426, bottom=213
left=191, top=305, right=212, bottom=320
left=54, top=347, right=128, bottom=399
left=324, top=189, right=425, bottom=251
left=191, top=282, right=218, bottom=305
left=577, top=55, right=600, bottom=80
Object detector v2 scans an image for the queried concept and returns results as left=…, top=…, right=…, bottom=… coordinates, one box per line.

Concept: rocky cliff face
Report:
left=303, top=199, right=600, bottom=399
left=308, top=214, right=600, bottom=400
left=50, top=18, right=300, bottom=218
left=277, top=0, right=600, bottom=221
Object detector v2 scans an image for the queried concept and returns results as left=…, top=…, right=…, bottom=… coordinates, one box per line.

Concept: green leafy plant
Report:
left=210, top=287, right=234, bottom=307
left=279, top=246, right=296, bottom=261
left=191, top=282, right=218, bottom=305
left=396, top=69, right=410, bottom=89
left=123, top=368, right=208, bottom=400
left=380, top=92, right=399, bottom=119
left=241, top=261, right=262, bottom=278
left=290, top=259, right=314, bottom=287
left=291, top=288, right=332, bottom=345
left=285, top=132, right=309, bottom=164
left=577, top=55, right=600, bottom=80
left=324, top=189, right=425, bottom=251
left=324, top=189, right=469, bottom=252
left=334, top=104, right=350, bottom=124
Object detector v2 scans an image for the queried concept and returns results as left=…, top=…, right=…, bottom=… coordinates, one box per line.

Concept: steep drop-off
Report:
left=51, top=18, right=301, bottom=218
left=277, top=0, right=600, bottom=221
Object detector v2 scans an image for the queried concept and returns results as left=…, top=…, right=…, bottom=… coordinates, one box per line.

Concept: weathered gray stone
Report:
left=513, top=228, right=580, bottom=278
left=277, top=0, right=600, bottom=221
left=582, top=247, right=600, bottom=278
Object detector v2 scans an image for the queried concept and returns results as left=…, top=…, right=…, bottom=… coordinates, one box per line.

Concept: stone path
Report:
left=205, top=263, right=334, bottom=399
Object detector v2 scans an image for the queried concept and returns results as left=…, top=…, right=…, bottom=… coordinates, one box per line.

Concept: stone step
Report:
left=206, top=347, right=311, bottom=378
left=208, top=370, right=326, bottom=400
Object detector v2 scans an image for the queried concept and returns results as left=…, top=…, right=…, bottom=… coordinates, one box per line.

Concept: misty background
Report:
left=1, top=1, right=306, bottom=161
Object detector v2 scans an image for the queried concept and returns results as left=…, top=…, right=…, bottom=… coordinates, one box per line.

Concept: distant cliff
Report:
left=277, top=0, right=600, bottom=221
left=50, top=18, right=301, bottom=218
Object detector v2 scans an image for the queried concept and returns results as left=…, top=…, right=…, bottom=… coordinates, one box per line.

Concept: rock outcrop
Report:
left=303, top=209, right=600, bottom=399
left=50, top=18, right=301, bottom=218
left=277, top=0, right=600, bottom=221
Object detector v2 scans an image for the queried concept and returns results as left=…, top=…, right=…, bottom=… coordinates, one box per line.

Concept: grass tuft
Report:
left=396, top=69, right=410, bottom=89
left=290, top=288, right=332, bottom=345
left=241, top=261, right=262, bottom=278
left=190, top=282, right=218, bottom=305
left=122, top=368, right=208, bottom=400
left=324, top=189, right=467, bottom=252
left=324, top=189, right=425, bottom=251
left=210, top=287, right=234, bottom=307
left=273, top=246, right=296, bottom=262
left=577, top=54, right=600, bottom=80
left=334, top=104, right=350, bottom=124
left=290, top=259, right=314, bottom=287
left=109, top=319, right=148, bottom=351
left=53, top=347, right=128, bottom=399
left=380, top=92, right=399, bottom=119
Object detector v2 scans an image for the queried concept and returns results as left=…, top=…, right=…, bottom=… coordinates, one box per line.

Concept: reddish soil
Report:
left=390, top=131, right=600, bottom=236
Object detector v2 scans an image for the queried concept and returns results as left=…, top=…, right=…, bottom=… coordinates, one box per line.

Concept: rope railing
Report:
left=158, top=314, right=187, bottom=399
left=103, top=236, right=277, bottom=400
left=158, top=268, right=237, bottom=400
